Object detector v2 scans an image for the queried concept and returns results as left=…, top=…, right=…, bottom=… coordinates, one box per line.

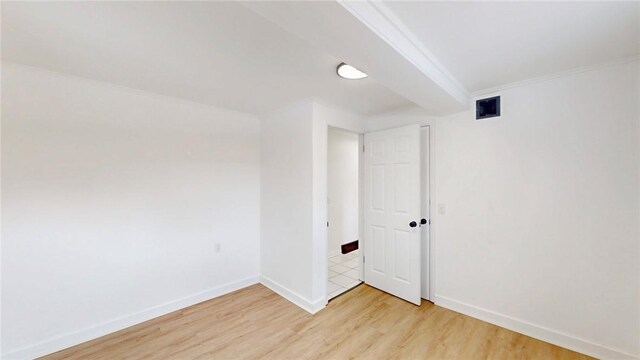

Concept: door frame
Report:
left=420, top=125, right=433, bottom=301
left=425, top=124, right=436, bottom=302
left=361, top=124, right=434, bottom=301
left=358, top=132, right=365, bottom=281
left=323, top=123, right=435, bottom=302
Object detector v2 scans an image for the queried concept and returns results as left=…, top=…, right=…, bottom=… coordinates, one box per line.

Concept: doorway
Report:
left=327, top=127, right=363, bottom=299
left=324, top=124, right=431, bottom=304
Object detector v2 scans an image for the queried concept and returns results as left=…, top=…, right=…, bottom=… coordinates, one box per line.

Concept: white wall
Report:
left=310, top=104, right=329, bottom=303
left=1, top=64, right=261, bottom=358
left=365, top=60, right=640, bottom=359
left=260, top=100, right=318, bottom=310
left=434, top=60, right=639, bottom=358
left=327, top=128, right=359, bottom=256
left=316, top=100, right=366, bottom=134
left=3, top=54, right=636, bottom=360
left=365, top=106, right=436, bottom=133
left=261, top=100, right=362, bottom=310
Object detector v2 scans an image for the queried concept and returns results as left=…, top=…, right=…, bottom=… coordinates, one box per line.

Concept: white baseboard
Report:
left=8, top=279, right=631, bottom=359
left=3, top=276, right=260, bottom=360
left=260, top=275, right=326, bottom=314
left=434, top=295, right=638, bottom=360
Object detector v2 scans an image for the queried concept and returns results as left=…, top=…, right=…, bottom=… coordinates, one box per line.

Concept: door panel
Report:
left=364, top=125, right=421, bottom=305
left=372, top=225, right=386, bottom=273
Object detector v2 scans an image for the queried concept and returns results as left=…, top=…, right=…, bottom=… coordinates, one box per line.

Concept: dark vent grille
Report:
left=476, top=96, right=500, bottom=120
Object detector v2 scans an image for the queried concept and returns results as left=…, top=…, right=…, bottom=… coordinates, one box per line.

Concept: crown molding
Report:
left=337, top=0, right=469, bottom=106
left=471, top=54, right=640, bottom=98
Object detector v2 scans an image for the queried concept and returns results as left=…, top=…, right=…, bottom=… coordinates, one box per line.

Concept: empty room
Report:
left=1, top=1, right=638, bottom=359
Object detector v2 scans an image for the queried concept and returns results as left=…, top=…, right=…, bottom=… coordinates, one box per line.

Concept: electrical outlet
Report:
left=214, top=243, right=221, bottom=253
left=438, top=203, right=446, bottom=214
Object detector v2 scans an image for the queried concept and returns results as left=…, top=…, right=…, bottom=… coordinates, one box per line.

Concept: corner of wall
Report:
left=259, top=275, right=326, bottom=315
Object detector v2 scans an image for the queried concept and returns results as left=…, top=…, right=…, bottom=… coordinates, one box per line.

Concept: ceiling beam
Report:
left=241, top=1, right=470, bottom=116
left=337, top=1, right=469, bottom=106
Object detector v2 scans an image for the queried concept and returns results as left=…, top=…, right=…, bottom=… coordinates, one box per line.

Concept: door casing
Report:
left=323, top=124, right=433, bottom=303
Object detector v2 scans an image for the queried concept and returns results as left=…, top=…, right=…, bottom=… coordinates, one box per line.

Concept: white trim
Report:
left=259, top=275, right=326, bottom=314
left=416, top=121, right=437, bottom=303
left=434, top=295, right=639, bottom=360
left=358, top=133, right=365, bottom=282
left=2, top=276, right=260, bottom=360
left=337, top=0, right=469, bottom=106
left=472, top=54, right=640, bottom=98
left=426, top=121, right=436, bottom=302
left=420, top=125, right=431, bottom=301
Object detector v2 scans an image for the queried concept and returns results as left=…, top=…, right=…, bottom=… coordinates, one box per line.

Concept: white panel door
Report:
left=364, top=125, right=421, bottom=305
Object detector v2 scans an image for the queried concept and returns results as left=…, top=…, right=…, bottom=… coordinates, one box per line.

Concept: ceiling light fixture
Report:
left=336, top=62, right=368, bottom=80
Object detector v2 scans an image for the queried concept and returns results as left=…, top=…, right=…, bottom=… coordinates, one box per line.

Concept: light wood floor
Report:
left=41, top=284, right=592, bottom=360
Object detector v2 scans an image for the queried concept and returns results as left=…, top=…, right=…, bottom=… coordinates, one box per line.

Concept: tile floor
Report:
left=328, top=250, right=362, bottom=299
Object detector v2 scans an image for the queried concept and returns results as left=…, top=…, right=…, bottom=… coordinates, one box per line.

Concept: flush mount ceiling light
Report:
left=336, top=62, right=368, bottom=80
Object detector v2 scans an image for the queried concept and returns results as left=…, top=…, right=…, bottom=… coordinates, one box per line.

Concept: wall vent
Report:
left=476, top=96, right=500, bottom=120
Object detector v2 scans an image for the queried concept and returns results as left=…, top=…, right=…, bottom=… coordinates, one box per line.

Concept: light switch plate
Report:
left=438, top=203, right=446, bottom=214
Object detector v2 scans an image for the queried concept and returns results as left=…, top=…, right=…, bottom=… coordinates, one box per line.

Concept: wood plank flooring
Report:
left=41, top=284, right=592, bottom=359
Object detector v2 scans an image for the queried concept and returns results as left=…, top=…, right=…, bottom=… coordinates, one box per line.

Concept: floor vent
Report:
left=341, top=240, right=358, bottom=254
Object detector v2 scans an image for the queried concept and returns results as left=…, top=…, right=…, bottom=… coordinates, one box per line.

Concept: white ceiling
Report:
left=1, top=1, right=413, bottom=116
left=384, top=1, right=640, bottom=92
left=241, top=1, right=470, bottom=115
left=3, top=1, right=638, bottom=117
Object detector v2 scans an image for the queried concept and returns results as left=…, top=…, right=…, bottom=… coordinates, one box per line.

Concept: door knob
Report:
left=420, top=218, right=427, bottom=225
left=409, top=221, right=417, bottom=228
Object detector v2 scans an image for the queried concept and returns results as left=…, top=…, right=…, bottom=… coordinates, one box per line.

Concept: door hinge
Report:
left=429, top=219, right=431, bottom=225
left=363, top=255, right=365, bottom=263
left=327, top=221, right=329, bottom=227
left=362, top=144, right=365, bottom=152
